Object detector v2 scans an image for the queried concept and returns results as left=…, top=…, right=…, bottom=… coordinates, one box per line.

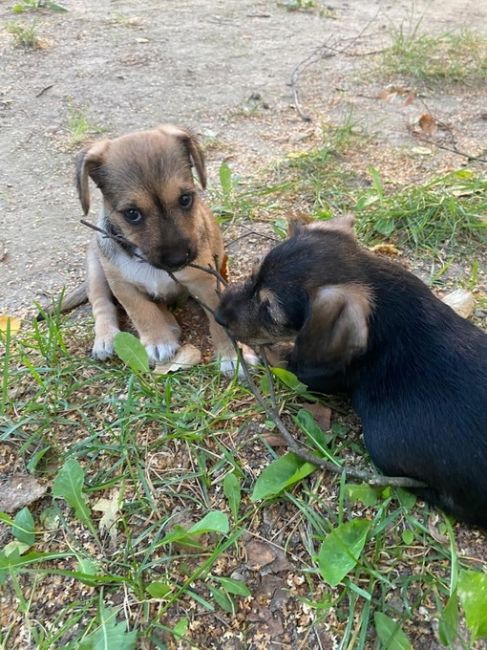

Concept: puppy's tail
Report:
left=36, top=282, right=88, bottom=321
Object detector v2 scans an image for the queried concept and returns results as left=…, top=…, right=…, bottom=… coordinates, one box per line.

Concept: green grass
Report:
left=227, top=122, right=485, bottom=258
left=5, top=20, right=41, bottom=48
left=382, top=28, right=487, bottom=84
left=66, top=104, right=105, bottom=147
left=11, top=0, right=67, bottom=13
left=1, top=301, right=486, bottom=647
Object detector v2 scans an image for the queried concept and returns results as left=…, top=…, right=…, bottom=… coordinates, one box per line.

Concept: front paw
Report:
left=92, top=327, right=121, bottom=361
left=218, top=345, right=259, bottom=378
left=144, top=340, right=181, bottom=365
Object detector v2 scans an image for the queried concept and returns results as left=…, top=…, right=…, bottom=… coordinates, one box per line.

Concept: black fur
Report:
left=216, top=225, right=487, bottom=527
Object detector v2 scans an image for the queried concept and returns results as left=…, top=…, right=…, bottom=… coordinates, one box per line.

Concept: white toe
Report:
left=145, top=341, right=180, bottom=364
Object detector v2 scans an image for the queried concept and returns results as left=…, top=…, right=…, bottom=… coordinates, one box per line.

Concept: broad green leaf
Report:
left=52, top=458, right=96, bottom=536
left=84, top=603, right=137, bottom=650
left=295, top=409, right=332, bottom=450
left=219, top=162, right=233, bottom=196
left=12, top=507, right=35, bottom=545
left=223, top=473, right=241, bottom=520
left=213, top=576, right=251, bottom=597
left=439, top=591, right=459, bottom=646
left=374, top=612, right=412, bottom=650
left=173, top=617, right=189, bottom=638
left=345, top=484, right=379, bottom=507
left=271, top=367, right=308, bottom=393
left=3, top=541, right=30, bottom=557
left=161, top=511, right=229, bottom=545
left=318, top=519, right=370, bottom=587
left=146, top=581, right=172, bottom=599
left=113, top=332, right=149, bottom=373
left=188, top=511, right=229, bottom=535
left=458, top=570, right=487, bottom=641
left=77, top=557, right=98, bottom=576
left=373, top=218, right=396, bottom=237
left=207, top=584, right=234, bottom=614
left=251, top=452, right=316, bottom=501
left=401, top=530, right=414, bottom=545
left=394, top=488, right=417, bottom=509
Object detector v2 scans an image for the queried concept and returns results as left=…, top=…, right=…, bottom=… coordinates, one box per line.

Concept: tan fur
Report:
left=71, top=124, right=242, bottom=372
left=306, top=213, right=355, bottom=235
left=304, top=283, right=373, bottom=365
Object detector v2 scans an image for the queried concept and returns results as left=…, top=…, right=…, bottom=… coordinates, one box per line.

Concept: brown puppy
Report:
left=73, top=124, right=241, bottom=374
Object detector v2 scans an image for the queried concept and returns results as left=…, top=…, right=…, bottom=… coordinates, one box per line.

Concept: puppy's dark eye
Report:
left=179, top=193, right=193, bottom=210
left=123, top=208, right=143, bottom=224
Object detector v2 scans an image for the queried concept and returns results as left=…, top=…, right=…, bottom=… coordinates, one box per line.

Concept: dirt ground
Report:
left=1, top=0, right=486, bottom=315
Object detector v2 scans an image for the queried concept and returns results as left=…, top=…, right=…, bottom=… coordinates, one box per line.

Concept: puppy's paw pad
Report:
left=92, top=332, right=119, bottom=361
left=145, top=341, right=180, bottom=364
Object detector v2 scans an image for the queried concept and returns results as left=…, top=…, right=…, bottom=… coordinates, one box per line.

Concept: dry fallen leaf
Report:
left=411, top=146, right=433, bottom=156
left=418, top=113, right=437, bottom=135
left=0, top=240, right=7, bottom=262
left=0, top=315, right=21, bottom=335
left=0, top=474, right=47, bottom=513
left=369, top=243, right=401, bottom=257
left=442, top=289, right=475, bottom=319
left=153, top=343, right=202, bottom=374
left=302, top=402, right=332, bottom=431
left=262, top=433, right=288, bottom=447
left=93, top=490, right=121, bottom=547
left=245, top=540, right=277, bottom=571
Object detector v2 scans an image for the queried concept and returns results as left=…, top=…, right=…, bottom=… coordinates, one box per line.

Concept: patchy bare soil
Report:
left=1, top=0, right=486, bottom=314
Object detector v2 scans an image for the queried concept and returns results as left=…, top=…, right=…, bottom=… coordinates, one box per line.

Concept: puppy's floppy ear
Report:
left=75, top=140, right=110, bottom=215
left=300, top=283, right=373, bottom=365
left=157, top=124, right=207, bottom=189
left=183, top=130, right=207, bottom=190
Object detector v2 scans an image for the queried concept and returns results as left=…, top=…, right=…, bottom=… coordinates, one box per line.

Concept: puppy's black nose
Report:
left=162, top=247, right=195, bottom=271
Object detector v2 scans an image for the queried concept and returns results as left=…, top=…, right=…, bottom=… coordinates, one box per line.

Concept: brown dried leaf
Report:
left=0, top=315, right=21, bottom=335
left=418, top=112, right=437, bottom=135
left=370, top=243, right=401, bottom=257
left=262, top=433, right=288, bottom=447
left=153, top=343, right=202, bottom=374
left=245, top=540, right=277, bottom=570
left=403, top=91, right=416, bottom=106
left=0, top=240, right=7, bottom=262
left=302, top=402, right=332, bottom=431
left=442, top=289, right=475, bottom=319
left=0, top=474, right=47, bottom=513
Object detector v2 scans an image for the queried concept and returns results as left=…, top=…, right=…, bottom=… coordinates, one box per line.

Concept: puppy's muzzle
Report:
left=154, top=244, right=197, bottom=272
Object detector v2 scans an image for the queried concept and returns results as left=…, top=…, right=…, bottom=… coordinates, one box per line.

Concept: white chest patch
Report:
left=116, top=252, right=181, bottom=300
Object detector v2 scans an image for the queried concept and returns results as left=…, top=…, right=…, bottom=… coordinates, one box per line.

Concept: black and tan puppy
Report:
left=215, top=217, right=487, bottom=527
left=70, top=124, right=244, bottom=374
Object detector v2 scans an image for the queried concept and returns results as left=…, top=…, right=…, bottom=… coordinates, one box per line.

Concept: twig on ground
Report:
left=232, top=339, right=426, bottom=489
left=415, top=135, right=487, bottom=164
